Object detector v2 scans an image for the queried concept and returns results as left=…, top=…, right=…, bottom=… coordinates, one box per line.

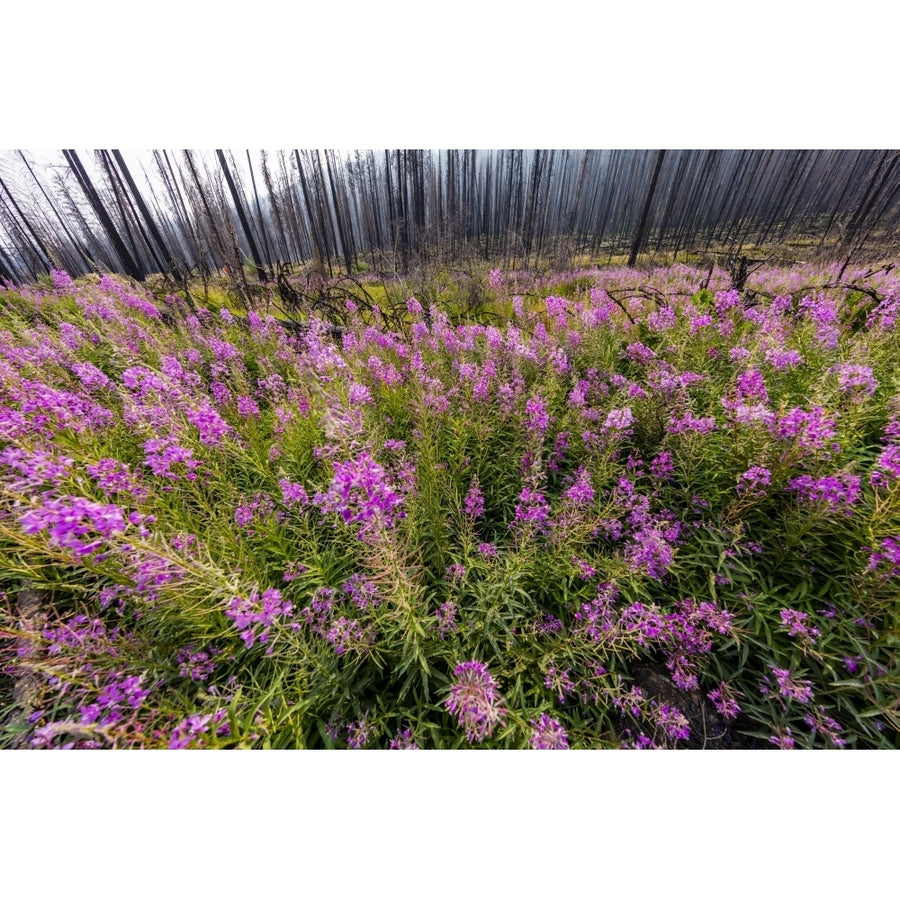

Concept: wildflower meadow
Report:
left=1, top=261, right=897, bottom=749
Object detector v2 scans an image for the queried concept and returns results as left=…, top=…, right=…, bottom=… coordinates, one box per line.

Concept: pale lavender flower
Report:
left=529, top=714, right=569, bottom=749
left=445, top=660, right=506, bottom=743
left=602, top=406, right=634, bottom=433
left=544, top=667, right=575, bottom=703
left=435, top=601, right=459, bottom=638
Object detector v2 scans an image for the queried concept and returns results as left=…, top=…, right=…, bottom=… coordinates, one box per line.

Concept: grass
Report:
left=0, top=260, right=898, bottom=749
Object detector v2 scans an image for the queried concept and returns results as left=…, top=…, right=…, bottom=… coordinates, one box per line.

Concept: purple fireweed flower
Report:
left=525, top=395, right=550, bottom=434
left=19, top=495, right=128, bottom=556
left=314, top=452, right=405, bottom=540
left=477, top=542, right=498, bottom=558
left=348, top=382, right=373, bottom=406
left=341, top=574, right=381, bottom=610
left=435, top=601, right=459, bottom=639
left=788, top=473, right=861, bottom=513
left=804, top=706, right=846, bottom=748
left=87, top=458, right=147, bottom=500
left=602, top=406, right=634, bottom=433
left=770, top=666, right=814, bottom=704
left=737, top=466, right=771, bottom=496
left=177, top=644, right=219, bottom=681
left=1, top=446, right=73, bottom=491
left=279, top=479, right=309, bottom=507
left=70, top=361, right=111, bottom=392
left=544, top=667, right=575, bottom=703
left=871, top=444, right=900, bottom=487
left=143, top=439, right=201, bottom=481
left=537, top=614, right=563, bottom=634
left=624, top=527, right=675, bottom=580
left=563, top=467, right=595, bottom=507
left=463, top=479, right=485, bottom=519
left=800, top=293, right=840, bottom=349
left=514, top=486, right=550, bottom=530
left=736, top=369, right=769, bottom=404
left=389, top=728, right=419, bottom=749
left=626, top=342, right=656, bottom=366
left=769, top=728, right=795, bottom=749
left=529, top=714, right=569, bottom=749
left=346, top=715, right=373, bottom=749
left=647, top=305, right=677, bottom=332
left=765, top=348, right=804, bottom=370
left=830, top=363, right=878, bottom=398
left=867, top=536, right=900, bottom=577
left=226, top=588, right=293, bottom=649
left=51, top=269, right=76, bottom=293
left=708, top=683, right=742, bottom=720
left=169, top=713, right=214, bottom=749
left=774, top=406, right=838, bottom=455
left=283, top=561, right=309, bottom=582
left=572, top=558, right=596, bottom=579
left=545, top=295, right=568, bottom=316
left=324, top=616, right=375, bottom=656
left=667, top=413, right=717, bottom=434
left=186, top=405, right=233, bottom=447
left=653, top=703, right=691, bottom=742
left=446, top=563, right=466, bottom=583
left=445, top=660, right=507, bottom=744
left=779, top=609, right=820, bottom=646
left=649, top=451, right=674, bottom=481
left=236, top=395, right=260, bottom=418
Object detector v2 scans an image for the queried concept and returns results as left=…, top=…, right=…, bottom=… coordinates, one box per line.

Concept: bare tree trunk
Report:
left=628, top=149, right=666, bottom=267
left=216, top=149, right=269, bottom=282
left=63, top=149, right=145, bottom=280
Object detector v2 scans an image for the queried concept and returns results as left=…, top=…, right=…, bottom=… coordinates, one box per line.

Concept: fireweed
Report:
left=1, top=263, right=898, bottom=749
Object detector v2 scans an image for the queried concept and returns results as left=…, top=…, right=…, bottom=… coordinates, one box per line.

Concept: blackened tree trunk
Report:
left=216, top=149, right=269, bottom=282
left=627, top=149, right=666, bottom=267
left=111, top=150, right=185, bottom=280
left=63, top=149, right=145, bottom=280
left=0, top=175, right=53, bottom=271
left=18, top=151, right=96, bottom=273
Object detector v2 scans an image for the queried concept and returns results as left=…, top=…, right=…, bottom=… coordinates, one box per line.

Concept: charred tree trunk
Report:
left=627, top=149, right=666, bottom=267
left=63, top=149, right=145, bottom=280
left=216, top=149, right=269, bottom=282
